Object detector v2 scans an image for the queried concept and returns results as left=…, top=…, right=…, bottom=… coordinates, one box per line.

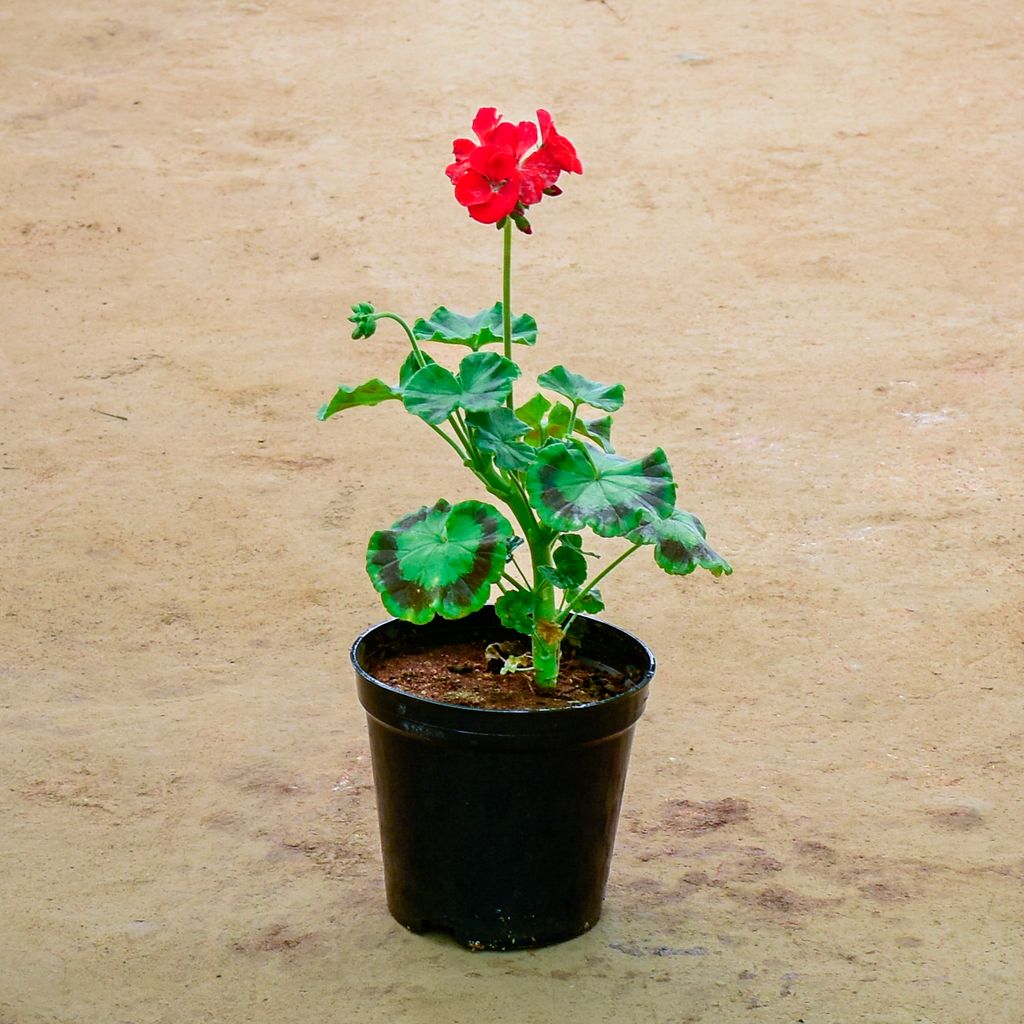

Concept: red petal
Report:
left=514, top=120, right=538, bottom=157
left=472, top=107, right=501, bottom=144
left=521, top=149, right=562, bottom=197
left=469, top=144, right=517, bottom=181
left=488, top=122, right=520, bottom=153
left=535, top=109, right=582, bottom=174
left=454, top=170, right=493, bottom=207
left=468, top=176, right=520, bottom=223
left=519, top=165, right=546, bottom=207
left=446, top=139, right=477, bottom=182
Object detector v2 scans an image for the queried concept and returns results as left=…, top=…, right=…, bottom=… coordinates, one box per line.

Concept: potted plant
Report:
left=319, top=107, right=731, bottom=950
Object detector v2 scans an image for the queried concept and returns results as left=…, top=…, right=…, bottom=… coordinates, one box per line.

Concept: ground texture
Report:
left=2, top=1, right=1022, bottom=1021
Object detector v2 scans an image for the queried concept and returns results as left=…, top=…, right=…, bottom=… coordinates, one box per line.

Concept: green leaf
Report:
left=571, top=587, right=604, bottom=615
left=457, top=352, right=521, bottom=412
left=526, top=442, right=676, bottom=538
left=576, top=415, right=614, bottom=453
left=538, top=544, right=588, bottom=590
left=515, top=393, right=573, bottom=446
left=400, top=364, right=462, bottom=424
left=398, top=349, right=435, bottom=389
left=318, top=379, right=400, bottom=420
left=627, top=510, right=733, bottom=577
left=495, top=590, right=534, bottom=636
left=538, top=365, right=625, bottom=412
left=465, top=408, right=535, bottom=471
left=559, top=533, right=599, bottom=557
left=515, top=393, right=551, bottom=441
left=413, top=303, right=538, bottom=351
left=547, top=402, right=573, bottom=439
left=402, top=352, right=519, bottom=424
left=366, top=499, right=514, bottom=623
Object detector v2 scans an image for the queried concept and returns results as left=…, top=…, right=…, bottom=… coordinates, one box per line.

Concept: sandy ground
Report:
left=2, top=0, right=1022, bottom=1020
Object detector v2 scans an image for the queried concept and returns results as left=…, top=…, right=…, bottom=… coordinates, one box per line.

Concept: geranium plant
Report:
left=320, top=107, right=730, bottom=689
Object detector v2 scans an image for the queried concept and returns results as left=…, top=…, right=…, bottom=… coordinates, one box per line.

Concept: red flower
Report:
left=446, top=107, right=582, bottom=227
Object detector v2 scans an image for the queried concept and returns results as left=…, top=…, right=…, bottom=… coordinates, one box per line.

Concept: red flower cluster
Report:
left=445, top=107, right=583, bottom=228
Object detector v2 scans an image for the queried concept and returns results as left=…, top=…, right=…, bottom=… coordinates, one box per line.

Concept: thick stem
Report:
left=527, top=532, right=562, bottom=688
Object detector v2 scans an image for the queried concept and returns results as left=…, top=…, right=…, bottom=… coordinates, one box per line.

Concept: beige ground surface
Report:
left=2, top=1, right=1022, bottom=1021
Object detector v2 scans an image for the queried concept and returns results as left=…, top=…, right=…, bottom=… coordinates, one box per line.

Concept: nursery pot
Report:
left=351, top=606, right=655, bottom=951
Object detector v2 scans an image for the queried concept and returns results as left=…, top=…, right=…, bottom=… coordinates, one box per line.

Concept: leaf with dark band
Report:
left=577, top=415, right=614, bottom=452
left=413, top=303, right=538, bottom=351
left=366, top=499, right=514, bottom=623
left=526, top=442, right=676, bottom=537
left=628, top=510, right=732, bottom=577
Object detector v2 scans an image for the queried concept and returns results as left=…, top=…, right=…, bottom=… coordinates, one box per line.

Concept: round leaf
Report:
left=628, top=510, right=732, bottom=577
left=538, top=365, right=625, bottom=412
left=413, top=303, right=538, bottom=351
left=366, top=499, right=514, bottom=623
left=402, top=352, right=519, bottom=425
left=495, top=590, right=534, bottom=636
left=526, top=442, right=676, bottom=537
left=401, top=364, right=463, bottom=424
left=457, top=352, right=520, bottom=412
left=538, top=544, right=588, bottom=590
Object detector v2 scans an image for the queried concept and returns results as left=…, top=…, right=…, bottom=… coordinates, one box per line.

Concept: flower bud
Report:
left=348, top=301, right=377, bottom=339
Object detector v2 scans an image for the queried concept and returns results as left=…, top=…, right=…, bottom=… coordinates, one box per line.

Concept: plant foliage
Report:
left=320, top=106, right=731, bottom=688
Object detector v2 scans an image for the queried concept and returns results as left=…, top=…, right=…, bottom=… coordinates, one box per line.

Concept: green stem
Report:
left=508, top=473, right=542, bottom=533
left=502, top=218, right=513, bottom=407
left=509, top=553, right=532, bottom=587
left=448, top=411, right=475, bottom=458
left=559, top=542, right=643, bottom=622
left=426, top=423, right=468, bottom=462
left=374, top=312, right=428, bottom=368
left=501, top=572, right=528, bottom=591
left=565, top=401, right=580, bottom=439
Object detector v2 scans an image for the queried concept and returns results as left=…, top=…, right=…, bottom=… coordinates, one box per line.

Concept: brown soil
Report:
left=369, top=637, right=634, bottom=710
left=3, top=1, right=1022, bottom=1022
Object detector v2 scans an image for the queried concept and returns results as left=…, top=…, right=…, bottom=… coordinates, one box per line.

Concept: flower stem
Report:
left=375, top=312, right=428, bottom=368
left=502, top=218, right=513, bottom=407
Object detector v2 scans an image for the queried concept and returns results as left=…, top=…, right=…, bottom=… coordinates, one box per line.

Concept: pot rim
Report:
left=350, top=610, right=656, bottom=719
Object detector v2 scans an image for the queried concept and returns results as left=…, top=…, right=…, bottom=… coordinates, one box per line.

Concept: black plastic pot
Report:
left=351, top=606, right=655, bottom=950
